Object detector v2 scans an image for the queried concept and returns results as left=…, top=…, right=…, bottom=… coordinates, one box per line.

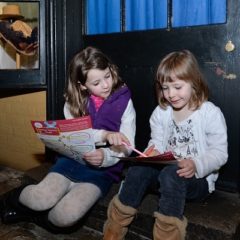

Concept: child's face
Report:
left=161, top=74, right=193, bottom=111
left=84, top=67, right=113, bottom=99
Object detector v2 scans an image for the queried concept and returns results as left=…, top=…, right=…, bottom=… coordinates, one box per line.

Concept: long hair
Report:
left=155, top=50, right=209, bottom=110
left=64, top=46, right=124, bottom=117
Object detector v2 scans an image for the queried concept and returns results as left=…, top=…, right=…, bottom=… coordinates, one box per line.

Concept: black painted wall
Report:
left=49, top=0, right=240, bottom=193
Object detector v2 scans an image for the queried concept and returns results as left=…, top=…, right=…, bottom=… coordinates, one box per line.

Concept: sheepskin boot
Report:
left=0, top=185, right=80, bottom=234
left=32, top=213, right=81, bottom=234
left=153, top=212, right=188, bottom=240
left=103, top=195, right=137, bottom=240
left=0, top=184, right=38, bottom=224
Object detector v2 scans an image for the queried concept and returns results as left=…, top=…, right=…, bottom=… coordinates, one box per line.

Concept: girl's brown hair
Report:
left=156, top=50, right=209, bottom=110
left=64, top=46, right=124, bottom=117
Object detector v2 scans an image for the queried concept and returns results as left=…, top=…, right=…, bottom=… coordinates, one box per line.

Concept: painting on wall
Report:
left=0, top=2, right=39, bottom=69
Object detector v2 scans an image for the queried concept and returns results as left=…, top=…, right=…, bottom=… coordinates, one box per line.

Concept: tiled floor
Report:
left=0, top=165, right=103, bottom=240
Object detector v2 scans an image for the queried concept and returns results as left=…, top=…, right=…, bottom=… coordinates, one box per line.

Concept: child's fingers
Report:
left=121, top=135, right=130, bottom=144
left=144, top=145, right=155, bottom=156
left=108, top=132, right=128, bottom=145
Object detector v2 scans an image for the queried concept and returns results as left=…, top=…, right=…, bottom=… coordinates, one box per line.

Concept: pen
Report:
left=122, top=141, right=147, bottom=157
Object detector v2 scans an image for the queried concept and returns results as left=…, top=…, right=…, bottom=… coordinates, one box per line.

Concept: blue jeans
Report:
left=119, top=164, right=209, bottom=219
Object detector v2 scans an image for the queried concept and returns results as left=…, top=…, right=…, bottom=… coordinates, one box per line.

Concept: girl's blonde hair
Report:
left=156, top=50, right=209, bottom=110
left=64, top=46, right=124, bottom=117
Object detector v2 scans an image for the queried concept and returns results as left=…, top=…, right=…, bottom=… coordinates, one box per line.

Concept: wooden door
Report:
left=82, top=0, right=240, bottom=192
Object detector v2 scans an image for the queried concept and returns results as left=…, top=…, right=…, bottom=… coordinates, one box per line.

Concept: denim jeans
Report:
left=119, top=164, right=209, bottom=219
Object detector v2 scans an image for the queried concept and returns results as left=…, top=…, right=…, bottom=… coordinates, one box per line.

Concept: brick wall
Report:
left=0, top=91, right=46, bottom=171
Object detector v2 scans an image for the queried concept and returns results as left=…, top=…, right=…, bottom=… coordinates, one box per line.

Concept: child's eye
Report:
left=175, top=86, right=182, bottom=90
left=105, top=74, right=111, bottom=79
left=92, top=81, right=99, bottom=86
left=162, top=86, right=168, bottom=90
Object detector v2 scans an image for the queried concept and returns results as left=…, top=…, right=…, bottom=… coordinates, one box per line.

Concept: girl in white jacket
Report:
left=103, top=50, right=228, bottom=240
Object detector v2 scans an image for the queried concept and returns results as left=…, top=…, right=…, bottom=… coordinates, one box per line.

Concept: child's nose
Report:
left=102, top=80, right=109, bottom=88
left=168, top=88, right=175, bottom=98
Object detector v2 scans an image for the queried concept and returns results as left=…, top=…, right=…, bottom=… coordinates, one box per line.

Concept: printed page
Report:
left=31, top=116, right=95, bottom=163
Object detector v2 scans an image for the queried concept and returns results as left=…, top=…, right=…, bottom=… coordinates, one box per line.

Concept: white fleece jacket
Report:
left=147, top=101, right=228, bottom=193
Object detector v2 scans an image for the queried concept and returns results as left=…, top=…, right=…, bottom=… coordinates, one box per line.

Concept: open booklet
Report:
left=117, top=151, right=177, bottom=164
left=31, top=116, right=95, bottom=162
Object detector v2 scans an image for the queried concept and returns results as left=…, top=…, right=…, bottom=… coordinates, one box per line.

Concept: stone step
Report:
left=24, top=164, right=240, bottom=240
left=84, top=182, right=240, bottom=240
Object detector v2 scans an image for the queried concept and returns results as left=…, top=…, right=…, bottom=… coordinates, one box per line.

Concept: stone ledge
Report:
left=23, top=164, right=240, bottom=239
left=84, top=181, right=240, bottom=240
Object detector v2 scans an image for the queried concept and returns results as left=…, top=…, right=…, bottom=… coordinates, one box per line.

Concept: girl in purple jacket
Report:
left=0, top=46, right=136, bottom=233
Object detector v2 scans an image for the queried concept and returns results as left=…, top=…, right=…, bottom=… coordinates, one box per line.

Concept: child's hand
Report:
left=177, top=158, right=196, bottom=178
left=143, top=145, right=160, bottom=157
left=105, top=131, right=129, bottom=146
left=83, top=149, right=104, bottom=166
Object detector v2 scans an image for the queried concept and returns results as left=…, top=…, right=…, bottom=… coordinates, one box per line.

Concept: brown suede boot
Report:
left=103, top=195, right=137, bottom=240
left=153, top=212, right=187, bottom=240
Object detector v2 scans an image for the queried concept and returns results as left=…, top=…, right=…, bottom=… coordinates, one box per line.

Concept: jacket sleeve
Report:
left=147, top=106, right=167, bottom=153
left=63, top=102, right=73, bottom=119
left=194, top=105, right=228, bottom=178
